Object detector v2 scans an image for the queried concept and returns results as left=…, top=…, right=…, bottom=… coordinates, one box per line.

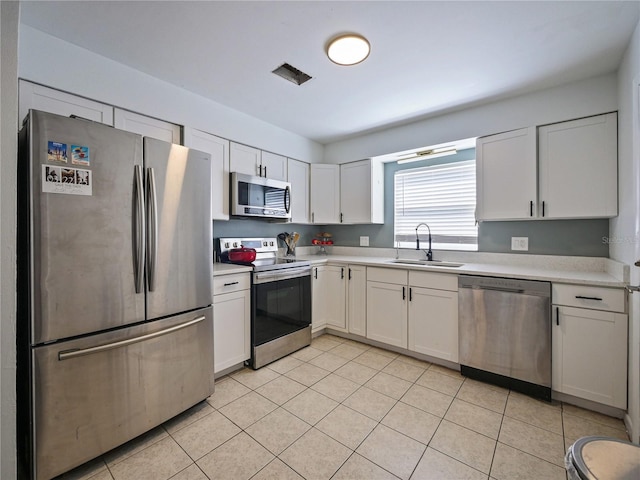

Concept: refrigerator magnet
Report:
left=47, top=141, right=68, bottom=163
left=42, top=165, right=92, bottom=196
left=71, top=145, right=90, bottom=166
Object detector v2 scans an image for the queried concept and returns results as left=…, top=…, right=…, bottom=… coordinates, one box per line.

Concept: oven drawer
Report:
left=213, top=273, right=250, bottom=296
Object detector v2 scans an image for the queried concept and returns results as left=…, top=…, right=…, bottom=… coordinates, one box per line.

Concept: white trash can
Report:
left=565, top=436, right=640, bottom=480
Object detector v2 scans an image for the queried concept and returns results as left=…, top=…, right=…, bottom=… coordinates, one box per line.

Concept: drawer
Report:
left=552, top=283, right=626, bottom=313
left=409, top=270, right=457, bottom=291
left=213, top=273, right=250, bottom=296
left=367, top=266, right=408, bottom=285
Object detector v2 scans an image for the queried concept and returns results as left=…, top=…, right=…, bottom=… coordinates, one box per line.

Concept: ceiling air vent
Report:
left=272, top=63, right=312, bottom=86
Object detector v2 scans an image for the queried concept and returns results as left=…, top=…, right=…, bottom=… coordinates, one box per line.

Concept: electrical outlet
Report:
left=360, top=236, right=370, bottom=247
left=511, top=237, right=529, bottom=251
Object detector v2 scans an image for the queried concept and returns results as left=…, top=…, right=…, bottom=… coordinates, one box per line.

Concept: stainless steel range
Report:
left=218, top=237, right=311, bottom=369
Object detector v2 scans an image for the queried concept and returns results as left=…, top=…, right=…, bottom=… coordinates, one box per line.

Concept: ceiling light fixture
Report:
left=326, top=34, right=370, bottom=66
left=397, top=146, right=458, bottom=164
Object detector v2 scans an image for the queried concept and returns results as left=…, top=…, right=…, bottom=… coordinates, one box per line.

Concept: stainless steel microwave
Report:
left=231, top=172, right=292, bottom=219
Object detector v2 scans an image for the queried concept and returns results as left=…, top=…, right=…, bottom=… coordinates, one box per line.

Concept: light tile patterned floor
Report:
left=56, top=334, right=629, bottom=480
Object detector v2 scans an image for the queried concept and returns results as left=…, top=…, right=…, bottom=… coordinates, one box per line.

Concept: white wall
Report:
left=323, top=74, right=618, bottom=163
left=18, top=25, right=324, bottom=163
left=611, top=18, right=640, bottom=443
left=1, top=2, right=19, bottom=478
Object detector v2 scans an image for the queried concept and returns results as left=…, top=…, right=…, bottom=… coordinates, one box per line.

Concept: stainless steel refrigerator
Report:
left=17, top=110, right=214, bottom=480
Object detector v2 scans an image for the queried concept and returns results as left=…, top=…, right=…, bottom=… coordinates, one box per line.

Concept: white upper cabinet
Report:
left=229, top=143, right=287, bottom=180
left=477, top=113, right=618, bottom=221
left=287, top=158, right=310, bottom=224
left=310, top=160, right=384, bottom=225
left=230, top=142, right=261, bottom=176
left=476, top=127, right=537, bottom=221
left=340, top=159, right=384, bottom=224
left=19, top=80, right=114, bottom=126
left=114, top=109, right=181, bottom=144
left=261, top=151, right=288, bottom=181
left=538, top=113, right=617, bottom=219
left=183, top=128, right=230, bottom=220
left=310, top=164, right=341, bottom=224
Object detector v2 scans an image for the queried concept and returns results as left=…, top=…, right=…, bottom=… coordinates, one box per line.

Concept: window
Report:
left=394, top=159, right=477, bottom=250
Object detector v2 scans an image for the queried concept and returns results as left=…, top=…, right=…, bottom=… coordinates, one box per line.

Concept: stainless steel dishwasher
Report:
left=458, top=275, right=552, bottom=401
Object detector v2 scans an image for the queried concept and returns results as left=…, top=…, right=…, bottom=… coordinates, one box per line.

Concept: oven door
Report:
left=251, top=266, right=311, bottom=368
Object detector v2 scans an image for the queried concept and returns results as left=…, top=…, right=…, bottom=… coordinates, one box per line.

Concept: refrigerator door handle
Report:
left=133, top=165, right=145, bottom=293
left=146, top=167, right=158, bottom=291
left=58, top=315, right=206, bottom=361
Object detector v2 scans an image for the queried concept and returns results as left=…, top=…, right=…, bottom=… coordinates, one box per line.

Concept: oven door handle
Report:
left=253, top=266, right=311, bottom=284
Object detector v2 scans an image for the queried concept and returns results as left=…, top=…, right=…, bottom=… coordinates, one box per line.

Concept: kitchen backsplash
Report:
left=212, top=217, right=609, bottom=257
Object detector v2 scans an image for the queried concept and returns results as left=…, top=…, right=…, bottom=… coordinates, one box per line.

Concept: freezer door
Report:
left=26, top=110, right=145, bottom=344
left=31, top=307, right=214, bottom=480
left=143, top=138, right=213, bottom=319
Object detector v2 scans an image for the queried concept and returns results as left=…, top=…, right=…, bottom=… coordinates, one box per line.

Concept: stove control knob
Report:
left=233, top=242, right=238, bottom=248
left=270, top=241, right=274, bottom=246
left=263, top=241, right=268, bottom=247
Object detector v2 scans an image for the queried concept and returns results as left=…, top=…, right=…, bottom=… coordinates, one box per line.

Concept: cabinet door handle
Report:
left=530, top=200, right=533, bottom=217
left=409, top=287, right=413, bottom=302
left=341, top=268, right=344, bottom=279
left=264, top=166, right=267, bottom=178
left=314, top=268, right=318, bottom=279
left=348, top=268, right=352, bottom=280
left=575, top=295, right=603, bottom=301
left=223, top=281, right=239, bottom=286
left=340, top=212, right=344, bottom=223
left=556, top=306, right=559, bottom=326
left=402, top=286, right=406, bottom=300
left=312, top=212, right=315, bottom=223
left=258, top=165, right=263, bottom=177
left=542, top=201, right=545, bottom=217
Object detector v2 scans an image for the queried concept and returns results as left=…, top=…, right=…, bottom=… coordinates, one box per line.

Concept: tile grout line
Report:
left=79, top=334, right=626, bottom=480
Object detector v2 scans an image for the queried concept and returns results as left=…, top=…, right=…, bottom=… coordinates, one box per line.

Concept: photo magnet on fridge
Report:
left=71, top=145, right=90, bottom=166
left=47, top=141, right=68, bottom=163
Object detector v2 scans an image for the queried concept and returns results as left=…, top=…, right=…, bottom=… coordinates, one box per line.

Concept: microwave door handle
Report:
left=284, top=185, right=291, bottom=214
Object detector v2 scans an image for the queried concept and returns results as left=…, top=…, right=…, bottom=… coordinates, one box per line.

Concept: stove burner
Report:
left=217, top=237, right=310, bottom=272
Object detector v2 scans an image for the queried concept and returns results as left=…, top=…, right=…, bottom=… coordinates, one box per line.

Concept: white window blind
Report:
left=394, top=159, right=478, bottom=250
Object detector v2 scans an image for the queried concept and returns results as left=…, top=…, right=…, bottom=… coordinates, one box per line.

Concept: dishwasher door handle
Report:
left=470, top=285, right=525, bottom=294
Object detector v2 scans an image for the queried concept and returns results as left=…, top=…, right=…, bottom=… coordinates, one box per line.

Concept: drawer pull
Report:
left=575, top=295, right=603, bottom=301
left=224, top=281, right=239, bottom=287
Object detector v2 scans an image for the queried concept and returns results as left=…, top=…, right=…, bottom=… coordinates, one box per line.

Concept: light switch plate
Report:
left=360, top=236, right=370, bottom=247
left=511, top=237, right=529, bottom=251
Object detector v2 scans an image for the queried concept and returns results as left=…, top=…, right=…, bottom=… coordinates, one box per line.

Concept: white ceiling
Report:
left=20, top=1, right=640, bottom=144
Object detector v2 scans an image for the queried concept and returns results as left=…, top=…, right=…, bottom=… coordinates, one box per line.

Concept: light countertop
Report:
left=213, top=247, right=629, bottom=287
left=213, top=263, right=252, bottom=276
left=294, top=252, right=628, bottom=288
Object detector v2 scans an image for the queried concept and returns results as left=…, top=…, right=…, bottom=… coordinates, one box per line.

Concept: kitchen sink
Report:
left=388, top=259, right=464, bottom=268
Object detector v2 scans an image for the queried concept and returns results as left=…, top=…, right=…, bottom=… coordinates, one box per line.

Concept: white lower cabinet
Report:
left=347, top=265, right=367, bottom=337
left=366, top=268, right=408, bottom=348
left=551, top=284, right=628, bottom=409
left=408, top=271, right=459, bottom=362
left=366, top=267, right=459, bottom=358
left=212, top=273, right=251, bottom=374
left=312, top=265, right=346, bottom=333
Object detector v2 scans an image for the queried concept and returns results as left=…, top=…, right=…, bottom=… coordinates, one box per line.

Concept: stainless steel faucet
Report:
left=415, top=223, right=433, bottom=261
